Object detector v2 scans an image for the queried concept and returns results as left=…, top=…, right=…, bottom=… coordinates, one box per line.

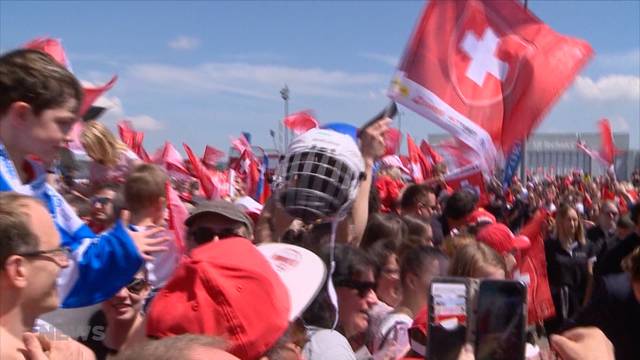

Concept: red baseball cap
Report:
left=146, top=238, right=326, bottom=360
left=476, top=223, right=530, bottom=255
left=466, top=207, right=496, bottom=226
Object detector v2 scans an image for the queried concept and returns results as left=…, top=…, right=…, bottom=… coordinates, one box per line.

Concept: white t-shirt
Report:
left=374, top=312, right=412, bottom=357
left=303, top=326, right=356, bottom=360
left=131, top=225, right=180, bottom=288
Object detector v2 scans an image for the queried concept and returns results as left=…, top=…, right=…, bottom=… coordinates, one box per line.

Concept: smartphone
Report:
left=474, top=280, right=527, bottom=360
left=427, top=278, right=470, bottom=360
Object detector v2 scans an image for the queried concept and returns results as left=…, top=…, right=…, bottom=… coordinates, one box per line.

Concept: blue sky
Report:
left=1, top=0, right=639, bottom=155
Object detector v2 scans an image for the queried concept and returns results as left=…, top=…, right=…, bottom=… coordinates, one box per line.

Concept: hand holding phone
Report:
left=428, top=278, right=527, bottom=360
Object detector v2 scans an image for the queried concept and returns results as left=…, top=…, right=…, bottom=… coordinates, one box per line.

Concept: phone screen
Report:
left=428, top=281, right=468, bottom=360
left=474, top=280, right=526, bottom=360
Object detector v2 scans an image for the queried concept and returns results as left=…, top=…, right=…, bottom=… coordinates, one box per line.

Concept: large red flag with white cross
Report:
left=389, top=0, right=592, bottom=163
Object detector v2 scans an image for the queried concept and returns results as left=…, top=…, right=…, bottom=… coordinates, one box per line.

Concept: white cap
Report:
left=258, top=243, right=327, bottom=321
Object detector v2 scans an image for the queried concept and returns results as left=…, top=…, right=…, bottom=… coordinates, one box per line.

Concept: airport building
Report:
left=428, top=133, right=637, bottom=180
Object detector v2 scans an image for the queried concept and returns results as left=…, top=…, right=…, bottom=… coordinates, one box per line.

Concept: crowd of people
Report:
left=0, top=44, right=638, bottom=360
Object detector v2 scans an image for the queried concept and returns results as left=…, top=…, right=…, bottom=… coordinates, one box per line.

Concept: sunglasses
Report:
left=335, top=279, right=377, bottom=298
left=188, top=226, right=237, bottom=245
left=91, top=196, right=113, bottom=206
left=126, top=278, right=149, bottom=295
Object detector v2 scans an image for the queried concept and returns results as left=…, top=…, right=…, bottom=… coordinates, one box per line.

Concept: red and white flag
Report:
left=407, top=134, right=432, bottom=183
left=576, top=138, right=608, bottom=166
left=420, top=139, right=444, bottom=165
left=389, top=0, right=592, bottom=170
left=435, top=138, right=477, bottom=172
left=153, top=141, right=190, bottom=176
left=202, top=145, right=225, bottom=167
left=444, top=163, right=486, bottom=200
left=230, top=134, right=252, bottom=155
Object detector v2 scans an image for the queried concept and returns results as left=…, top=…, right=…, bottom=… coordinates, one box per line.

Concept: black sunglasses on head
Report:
left=334, top=279, right=377, bottom=298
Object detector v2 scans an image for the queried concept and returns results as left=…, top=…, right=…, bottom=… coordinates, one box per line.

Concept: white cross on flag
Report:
left=389, top=0, right=592, bottom=164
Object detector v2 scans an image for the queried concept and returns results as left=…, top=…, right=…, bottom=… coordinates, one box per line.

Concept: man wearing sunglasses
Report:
left=0, top=192, right=92, bottom=359
left=184, top=200, right=254, bottom=252
left=89, top=184, right=119, bottom=234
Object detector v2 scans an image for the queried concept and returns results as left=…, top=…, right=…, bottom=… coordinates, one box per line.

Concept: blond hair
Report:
left=80, top=121, right=128, bottom=166
left=441, top=234, right=476, bottom=258
left=449, top=241, right=506, bottom=278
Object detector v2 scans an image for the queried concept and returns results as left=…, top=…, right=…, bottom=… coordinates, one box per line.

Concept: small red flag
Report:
left=117, top=120, right=150, bottom=162
left=79, top=76, right=118, bottom=117
left=407, top=134, right=432, bottom=183
left=384, top=128, right=402, bottom=155
left=153, top=141, right=190, bottom=176
left=24, top=37, right=118, bottom=117
left=183, top=143, right=217, bottom=199
left=518, top=210, right=556, bottom=324
left=598, top=118, right=618, bottom=165
left=420, top=139, right=444, bottom=164
left=202, top=145, right=225, bottom=167
left=166, top=182, right=188, bottom=254
left=23, top=37, right=70, bottom=68
left=283, top=110, right=319, bottom=134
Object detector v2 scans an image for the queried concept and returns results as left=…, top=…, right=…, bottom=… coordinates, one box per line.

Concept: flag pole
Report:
left=519, top=0, right=529, bottom=181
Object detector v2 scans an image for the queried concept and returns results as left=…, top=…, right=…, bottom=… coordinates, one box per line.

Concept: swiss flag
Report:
left=390, top=0, right=592, bottom=155
left=407, top=134, right=432, bottom=183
